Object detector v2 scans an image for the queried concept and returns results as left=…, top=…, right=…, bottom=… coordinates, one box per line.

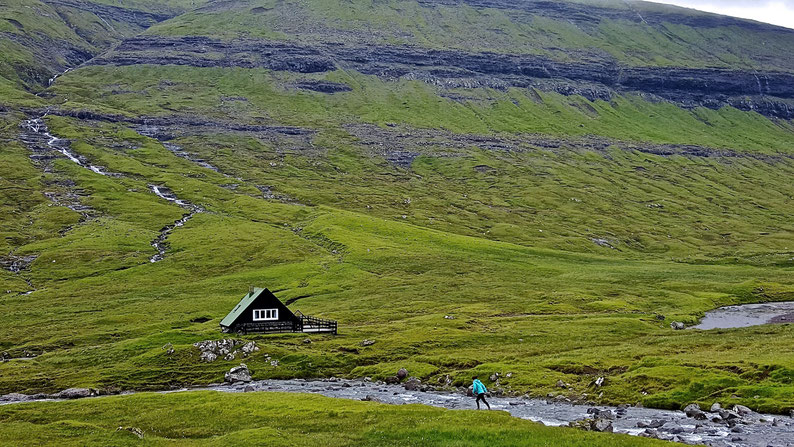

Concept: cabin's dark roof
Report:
left=220, top=288, right=267, bottom=328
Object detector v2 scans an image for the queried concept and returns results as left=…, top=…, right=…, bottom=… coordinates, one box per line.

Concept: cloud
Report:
left=653, top=0, right=794, bottom=29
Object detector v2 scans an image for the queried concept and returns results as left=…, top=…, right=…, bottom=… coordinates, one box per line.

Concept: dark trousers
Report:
left=475, top=392, right=490, bottom=410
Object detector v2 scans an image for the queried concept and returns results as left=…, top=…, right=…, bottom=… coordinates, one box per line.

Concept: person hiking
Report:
left=472, top=376, right=491, bottom=410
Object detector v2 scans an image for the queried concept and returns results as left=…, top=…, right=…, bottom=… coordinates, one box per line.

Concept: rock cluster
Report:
left=193, top=339, right=259, bottom=362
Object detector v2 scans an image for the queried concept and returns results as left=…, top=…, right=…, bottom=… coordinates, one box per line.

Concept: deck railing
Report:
left=232, top=316, right=337, bottom=334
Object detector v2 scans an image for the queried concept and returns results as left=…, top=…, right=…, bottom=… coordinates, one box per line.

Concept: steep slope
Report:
left=1, top=0, right=793, bottom=430
left=0, top=0, right=205, bottom=88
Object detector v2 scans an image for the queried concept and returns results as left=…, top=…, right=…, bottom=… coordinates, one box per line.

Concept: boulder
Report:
left=710, top=402, right=721, bottom=412
left=587, top=408, right=615, bottom=420
left=361, top=395, right=381, bottom=402
left=637, top=420, right=665, bottom=429
left=639, top=429, right=660, bottom=439
left=384, top=376, right=400, bottom=385
left=243, top=385, right=255, bottom=392
left=719, top=409, right=741, bottom=421
left=225, top=364, right=252, bottom=383
left=670, top=322, right=685, bottom=330
left=56, top=388, right=95, bottom=399
left=466, top=385, right=474, bottom=397
left=403, top=377, right=421, bottom=391
left=684, top=403, right=707, bottom=420
left=397, top=368, right=409, bottom=380
left=733, top=404, right=753, bottom=416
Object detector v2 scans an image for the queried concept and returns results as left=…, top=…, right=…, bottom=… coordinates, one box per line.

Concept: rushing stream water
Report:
left=148, top=185, right=204, bottom=263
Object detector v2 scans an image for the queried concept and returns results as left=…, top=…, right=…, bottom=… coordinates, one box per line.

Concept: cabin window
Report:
left=253, top=309, right=278, bottom=321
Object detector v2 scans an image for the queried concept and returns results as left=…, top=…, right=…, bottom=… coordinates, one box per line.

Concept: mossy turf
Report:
left=0, top=391, right=668, bottom=446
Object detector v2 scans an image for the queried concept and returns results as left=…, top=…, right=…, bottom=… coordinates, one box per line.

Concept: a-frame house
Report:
left=220, top=287, right=337, bottom=334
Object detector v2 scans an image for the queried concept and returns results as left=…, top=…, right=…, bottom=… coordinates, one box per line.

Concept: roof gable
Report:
left=220, top=288, right=296, bottom=328
left=221, top=288, right=265, bottom=327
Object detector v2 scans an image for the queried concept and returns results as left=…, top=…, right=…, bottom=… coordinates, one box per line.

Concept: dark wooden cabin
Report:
left=220, top=287, right=337, bottom=334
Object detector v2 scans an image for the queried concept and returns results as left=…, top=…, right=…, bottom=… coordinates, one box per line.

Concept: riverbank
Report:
left=3, top=378, right=793, bottom=446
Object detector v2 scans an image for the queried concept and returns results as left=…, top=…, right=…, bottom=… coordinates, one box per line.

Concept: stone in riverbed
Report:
left=385, top=376, right=400, bottom=385
left=733, top=404, right=753, bottom=416
left=397, top=368, right=408, bottom=380
left=684, top=403, right=707, bottom=420
left=0, top=393, right=33, bottom=402
left=56, top=388, right=96, bottom=399
left=569, top=418, right=613, bottom=432
left=403, top=377, right=421, bottom=391
left=710, top=402, right=721, bottom=412
left=637, top=419, right=665, bottom=429
left=225, top=364, right=252, bottom=383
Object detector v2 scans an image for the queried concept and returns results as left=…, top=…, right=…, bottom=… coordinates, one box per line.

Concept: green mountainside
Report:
left=1, top=0, right=794, bottom=443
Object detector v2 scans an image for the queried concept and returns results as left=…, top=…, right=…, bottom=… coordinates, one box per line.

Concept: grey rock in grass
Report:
left=225, top=364, right=252, bottom=383
left=397, top=368, right=408, bottom=380
left=240, top=341, right=259, bottom=355
left=56, top=388, right=95, bottom=399
left=555, top=379, right=568, bottom=388
left=670, top=321, right=685, bottom=330
left=359, top=339, right=375, bottom=347
left=200, top=351, right=218, bottom=362
left=162, top=343, right=174, bottom=355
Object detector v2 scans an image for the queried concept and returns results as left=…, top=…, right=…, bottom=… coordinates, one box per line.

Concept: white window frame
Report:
left=253, top=309, right=279, bottom=321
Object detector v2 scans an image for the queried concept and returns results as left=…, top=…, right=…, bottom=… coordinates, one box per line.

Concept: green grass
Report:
left=1, top=113, right=793, bottom=414
left=0, top=391, right=668, bottom=446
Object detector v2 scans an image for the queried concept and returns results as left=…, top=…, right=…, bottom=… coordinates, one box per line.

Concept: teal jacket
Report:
left=472, top=379, right=487, bottom=395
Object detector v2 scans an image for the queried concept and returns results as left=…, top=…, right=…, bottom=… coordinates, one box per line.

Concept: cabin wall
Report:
left=232, top=290, right=300, bottom=326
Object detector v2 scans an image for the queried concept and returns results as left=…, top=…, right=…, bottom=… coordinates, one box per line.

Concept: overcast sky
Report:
left=653, top=1, right=794, bottom=29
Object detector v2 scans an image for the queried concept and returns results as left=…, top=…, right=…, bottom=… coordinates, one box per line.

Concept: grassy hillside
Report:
left=146, top=0, right=794, bottom=70
left=1, top=0, right=794, bottom=442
